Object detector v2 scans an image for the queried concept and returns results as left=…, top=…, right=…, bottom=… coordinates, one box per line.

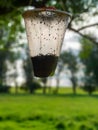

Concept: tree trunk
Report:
left=42, top=78, right=47, bottom=94
left=71, top=76, right=77, bottom=95
left=43, top=85, right=47, bottom=94
left=15, top=87, right=18, bottom=94
left=48, top=86, right=52, bottom=93
left=55, top=76, right=60, bottom=94
left=15, top=84, right=18, bottom=94
left=72, top=84, right=76, bottom=95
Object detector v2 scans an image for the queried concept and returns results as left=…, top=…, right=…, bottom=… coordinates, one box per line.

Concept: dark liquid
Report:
left=31, top=55, right=58, bottom=77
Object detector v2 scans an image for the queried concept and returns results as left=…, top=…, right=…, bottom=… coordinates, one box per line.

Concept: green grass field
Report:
left=0, top=88, right=98, bottom=130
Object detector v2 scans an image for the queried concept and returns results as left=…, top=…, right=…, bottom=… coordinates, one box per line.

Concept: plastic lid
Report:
left=23, top=7, right=72, bottom=18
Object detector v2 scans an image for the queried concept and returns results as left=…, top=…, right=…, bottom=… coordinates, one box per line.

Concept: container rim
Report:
left=23, top=8, right=72, bottom=18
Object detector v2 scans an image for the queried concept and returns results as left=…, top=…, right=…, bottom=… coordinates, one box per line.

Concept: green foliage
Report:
left=0, top=1, right=26, bottom=89
left=0, top=5, right=24, bottom=86
left=60, top=51, right=78, bottom=94
left=79, top=37, right=98, bottom=94
left=21, top=81, right=42, bottom=93
left=28, top=81, right=42, bottom=93
left=82, top=85, right=96, bottom=95
left=0, top=0, right=13, bottom=8
left=0, top=85, right=10, bottom=93
left=79, top=38, right=93, bottom=59
left=60, top=51, right=78, bottom=73
left=47, top=0, right=97, bottom=14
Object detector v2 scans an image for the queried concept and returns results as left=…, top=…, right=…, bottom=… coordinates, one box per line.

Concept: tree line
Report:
left=0, top=0, right=98, bottom=95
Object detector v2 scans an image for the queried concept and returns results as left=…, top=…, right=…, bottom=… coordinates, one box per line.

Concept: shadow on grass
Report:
left=0, top=113, right=57, bottom=123
left=0, top=92, right=98, bottom=99
left=33, top=92, right=98, bottom=98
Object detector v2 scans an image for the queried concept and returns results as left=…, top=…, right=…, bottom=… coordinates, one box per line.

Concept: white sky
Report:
left=62, top=30, right=81, bottom=51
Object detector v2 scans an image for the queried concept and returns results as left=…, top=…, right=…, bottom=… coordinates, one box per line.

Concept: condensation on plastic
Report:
left=23, top=9, right=71, bottom=57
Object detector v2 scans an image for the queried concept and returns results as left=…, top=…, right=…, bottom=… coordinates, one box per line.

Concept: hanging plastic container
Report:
left=23, top=8, right=71, bottom=77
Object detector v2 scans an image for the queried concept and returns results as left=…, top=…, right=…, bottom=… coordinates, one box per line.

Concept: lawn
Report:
left=0, top=88, right=98, bottom=130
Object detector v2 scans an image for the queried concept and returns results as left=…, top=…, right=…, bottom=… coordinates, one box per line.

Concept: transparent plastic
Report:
left=23, top=8, right=71, bottom=77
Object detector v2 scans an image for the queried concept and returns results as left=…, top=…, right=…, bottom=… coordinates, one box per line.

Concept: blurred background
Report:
left=0, top=0, right=98, bottom=130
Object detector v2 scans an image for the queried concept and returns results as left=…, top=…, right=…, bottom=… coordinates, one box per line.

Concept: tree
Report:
left=22, top=80, right=42, bottom=94
left=0, top=28, right=18, bottom=87
left=0, top=0, right=98, bottom=92
left=60, top=51, right=78, bottom=94
left=82, top=76, right=96, bottom=95
left=0, top=7, right=25, bottom=92
left=79, top=37, right=98, bottom=95
left=0, top=29, right=9, bottom=85
left=22, top=50, right=33, bottom=90
left=0, top=0, right=98, bottom=44
left=41, top=78, right=48, bottom=94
